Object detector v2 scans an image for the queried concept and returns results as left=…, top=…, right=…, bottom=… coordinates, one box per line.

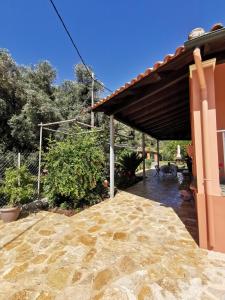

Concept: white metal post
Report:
left=38, top=123, right=43, bottom=198
left=18, top=152, right=21, bottom=186
left=91, top=72, right=95, bottom=127
left=18, top=152, right=21, bottom=169
left=142, top=133, right=146, bottom=179
left=157, top=140, right=160, bottom=169
left=110, top=115, right=115, bottom=198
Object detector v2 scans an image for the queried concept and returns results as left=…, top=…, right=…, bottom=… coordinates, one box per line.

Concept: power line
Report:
left=49, top=0, right=113, bottom=93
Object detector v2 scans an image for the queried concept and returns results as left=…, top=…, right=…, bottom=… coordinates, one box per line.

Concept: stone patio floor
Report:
left=1, top=173, right=225, bottom=299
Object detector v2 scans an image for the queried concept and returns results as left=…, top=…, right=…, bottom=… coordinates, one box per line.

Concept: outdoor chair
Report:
left=160, top=164, right=177, bottom=178
left=154, top=165, right=160, bottom=176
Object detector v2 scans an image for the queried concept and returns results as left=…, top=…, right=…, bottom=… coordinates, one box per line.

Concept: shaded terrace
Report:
left=92, top=25, right=225, bottom=250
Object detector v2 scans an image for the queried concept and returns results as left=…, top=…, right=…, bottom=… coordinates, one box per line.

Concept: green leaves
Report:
left=43, top=129, right=105, bottom=208
left=161, top=141, right=190, bottom=161
left=0, top=165, right=35, bottom=207
left=117, top=152, right=143, bottom=177
left=0, top=48, right=104, bottom=152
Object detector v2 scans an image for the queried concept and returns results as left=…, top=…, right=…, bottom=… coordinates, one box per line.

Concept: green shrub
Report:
left=115, top=151, right=143, bottom=188
left=0, top=165, right=35, bottom=207
left=117, top=152, right=143, bottom=177
left=43, top=130, right=106, bottom=208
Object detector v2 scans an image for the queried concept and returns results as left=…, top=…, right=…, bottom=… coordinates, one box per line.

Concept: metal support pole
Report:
left=91, top=72, right=95, bottom=127
left=157, top=140, right=160, bottom=169
left=18, top=152, right=21, bottom=186
left=110, top=115, right=115, bottom=198
left=142, top=133, right=146, bottom=179
left=18, top=153, right=21, bottom=169
left=38, top=123, right=43, bottom=198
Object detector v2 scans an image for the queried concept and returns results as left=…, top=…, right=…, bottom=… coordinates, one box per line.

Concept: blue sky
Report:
left=1, top=0, right=225, bottom=92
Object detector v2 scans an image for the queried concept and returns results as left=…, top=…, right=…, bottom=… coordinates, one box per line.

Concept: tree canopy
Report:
left=0, top=49, right=102, bottom=152
left=161, top=140, right=190, bottom=161
left=1, top=48, right=187, bottom=159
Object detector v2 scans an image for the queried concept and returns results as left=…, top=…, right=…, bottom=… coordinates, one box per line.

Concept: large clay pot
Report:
left=0, top=206, right=21, bottom=223
left=103, top=179, right=109, bottom=188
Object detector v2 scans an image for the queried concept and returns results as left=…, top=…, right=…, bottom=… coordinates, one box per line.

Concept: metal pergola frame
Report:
left=109, top=115, right=149, bottom=198
left=37, top=116, right=151, bottom=199
left=37, top=118, right=101, bottom=197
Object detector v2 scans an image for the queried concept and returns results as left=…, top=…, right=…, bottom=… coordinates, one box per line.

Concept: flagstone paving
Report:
left=1, top=175, right=225, bottom=299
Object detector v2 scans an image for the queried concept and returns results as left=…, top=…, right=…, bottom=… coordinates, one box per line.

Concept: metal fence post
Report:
left=38, top=123, right=43, bottom=198
left=142, top=133, right=146, bottom=180
left=91, top=72, right=95, bottom=127
left=157, top=140, right=160, bottom=169
left=18, top=152, right=21, bottom=186
left=110, top=115, right=115, bottom=198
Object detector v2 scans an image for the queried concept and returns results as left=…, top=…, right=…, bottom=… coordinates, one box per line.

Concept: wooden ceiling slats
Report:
left=137, top=108, right=189, bottom=129
left=123, top=83, right=188, bottom=118
left=129, top=96, right=188, bottom=124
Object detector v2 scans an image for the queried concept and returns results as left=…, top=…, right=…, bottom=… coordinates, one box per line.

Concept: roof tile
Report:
left=153, top=61, right=163, bottom=70
left=163, top=54, right=174, bottom=63
left=92, top=24, right=223, bottom=110
left=210, top=23, right=223, bottom=31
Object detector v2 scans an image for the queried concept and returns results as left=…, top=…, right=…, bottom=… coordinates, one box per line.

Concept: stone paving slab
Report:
left=0, top=212, right=49, bottom=249
left=1, top=189, right=225, bottom=299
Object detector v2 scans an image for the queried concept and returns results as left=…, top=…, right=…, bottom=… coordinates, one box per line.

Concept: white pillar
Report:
left=17, top=152, right=21, bottom=170
left=38, top=123, right=43, bottom=198
left=110, top=115, right=115, bottom=198
left=142, top=133, right=146, bottom=179
left=91, top=72, right=95, bottom=127
left=157, top=140, right=160, bottom=169
left=18, top=152, right=21, bottom=186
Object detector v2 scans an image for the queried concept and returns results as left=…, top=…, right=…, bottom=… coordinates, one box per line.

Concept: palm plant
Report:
left=117, top=152, right=143, bottom=177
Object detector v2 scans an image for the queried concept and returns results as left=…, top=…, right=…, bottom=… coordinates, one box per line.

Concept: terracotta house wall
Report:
left=190, top=63, right=208, bottom=249
left=190, top=59, right=225, bottom=253
left=153, top=153, right=158, bottom=162
left=215, top=63, right=225, bottom=181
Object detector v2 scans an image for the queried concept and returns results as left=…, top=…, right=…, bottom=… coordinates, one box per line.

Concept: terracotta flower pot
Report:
left=103, top=179, right=109, bottom=188
left=0, top=206, right=21, bottom=223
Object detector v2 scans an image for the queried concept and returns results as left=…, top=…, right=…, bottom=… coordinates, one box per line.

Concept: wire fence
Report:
left=0, top=151, right=39, bottom=208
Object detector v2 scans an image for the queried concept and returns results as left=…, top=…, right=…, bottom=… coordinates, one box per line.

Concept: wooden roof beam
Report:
left=150, top=120, right=190, bottom=134
left=144, top=115, right=189, bottom=132
left=124, top=83, right=188, bottom=118
left=111, top=73, right=188, bottom=115
left=130, top=97, right=189, bottom=123
left=135, top=105, right=189, bottom=127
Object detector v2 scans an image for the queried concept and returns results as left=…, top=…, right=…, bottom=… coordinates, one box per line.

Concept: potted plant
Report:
left=0, top=165, right=35, bottom=222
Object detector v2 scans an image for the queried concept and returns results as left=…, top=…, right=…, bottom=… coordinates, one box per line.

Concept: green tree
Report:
left=43, top=129, right=106, bottom=208
left=0, top=48, right=105, bottom=152
left=0, top=49, right=23, bottom=149
left=161, top=141, right=190, bottom=161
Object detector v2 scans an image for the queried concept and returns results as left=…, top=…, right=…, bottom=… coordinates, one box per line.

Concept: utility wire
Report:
left=49, top=0, right=113, bottom=93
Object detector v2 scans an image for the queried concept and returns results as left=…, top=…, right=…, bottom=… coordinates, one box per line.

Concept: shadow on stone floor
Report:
left=124, top=169, right=199, bottom=244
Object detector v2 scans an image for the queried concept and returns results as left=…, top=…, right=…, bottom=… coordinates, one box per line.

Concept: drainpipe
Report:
left=193, top=47, right=215, bottom=249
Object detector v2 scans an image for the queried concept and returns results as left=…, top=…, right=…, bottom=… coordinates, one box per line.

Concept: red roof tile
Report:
left=210, top=23, right=223, bottom=31
left=92, top=25, right=223, bottom=110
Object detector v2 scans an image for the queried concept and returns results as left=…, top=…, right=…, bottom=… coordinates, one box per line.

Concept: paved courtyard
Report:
left=1, top=173, right=225, bottom=299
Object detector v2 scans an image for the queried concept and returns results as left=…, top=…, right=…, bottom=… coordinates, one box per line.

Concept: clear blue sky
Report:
left=1, top=0, right=225, bottom=92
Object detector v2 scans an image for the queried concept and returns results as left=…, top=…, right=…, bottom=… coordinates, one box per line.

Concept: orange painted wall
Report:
left=215, top=63, right=225, bottom=181
left=189, top=59, right=225, bottom=252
